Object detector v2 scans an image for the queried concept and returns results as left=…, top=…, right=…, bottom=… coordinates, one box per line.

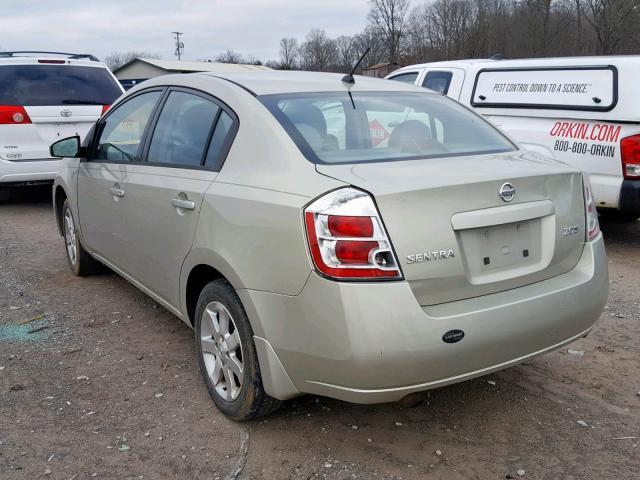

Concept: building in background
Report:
left=113, top=58, right=271, bottom=90
left=362, top=62, right=402, bottom=78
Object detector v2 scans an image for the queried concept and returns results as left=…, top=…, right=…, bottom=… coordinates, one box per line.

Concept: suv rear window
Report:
left=260, top=92, right=515, bottom=165
left=0, top=65, right=122, bottom=106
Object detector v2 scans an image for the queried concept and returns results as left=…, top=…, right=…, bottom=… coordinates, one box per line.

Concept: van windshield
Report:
left=0, top=65, right=122, bottom=106
left=260, top=91, right=515, bottom=164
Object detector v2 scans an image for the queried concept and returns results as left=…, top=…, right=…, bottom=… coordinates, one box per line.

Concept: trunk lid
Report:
left=316, top=151, right=586, bottom=306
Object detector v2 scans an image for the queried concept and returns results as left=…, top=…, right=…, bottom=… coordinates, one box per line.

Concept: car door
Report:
left=77, top=89, right=163, bottom=271
left=123, top=88, right=238, bottom=309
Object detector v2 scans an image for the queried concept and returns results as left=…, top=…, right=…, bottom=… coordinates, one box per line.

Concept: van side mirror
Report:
left=50, top=135, right=80, bottom=158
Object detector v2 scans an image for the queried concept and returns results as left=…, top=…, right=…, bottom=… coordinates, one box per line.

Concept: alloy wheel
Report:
left=63, top=208, right=77, bottom=267
left=200, top=301, right=244, bottom=401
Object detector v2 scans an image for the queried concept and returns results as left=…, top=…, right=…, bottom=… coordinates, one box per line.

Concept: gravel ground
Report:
left=1, top=186, right=638, bottom=480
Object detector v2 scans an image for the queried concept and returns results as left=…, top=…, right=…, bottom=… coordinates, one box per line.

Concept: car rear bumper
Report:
left=241, top=234, right=608, bottom=403
left=0, top=158, right=61, bottom=184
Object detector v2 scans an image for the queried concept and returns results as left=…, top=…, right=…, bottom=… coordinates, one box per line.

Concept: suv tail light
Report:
left=101, top=105, right=110, bottom=115
left=304, top=188, right=402, bottom=280
left=0, top=106, right=32, bottom=125
left=621, top=134, right=640, bottom=178
left=583, top=175, right=600, bottom=241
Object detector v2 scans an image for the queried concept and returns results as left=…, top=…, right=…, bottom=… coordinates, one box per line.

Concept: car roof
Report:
left=197, top=70, right=431, bottom=95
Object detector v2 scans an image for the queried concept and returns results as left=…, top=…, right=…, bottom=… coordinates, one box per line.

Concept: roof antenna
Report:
left=342, top=47, right=370, bottom=109
left=342, top=47, right=370, bottom=85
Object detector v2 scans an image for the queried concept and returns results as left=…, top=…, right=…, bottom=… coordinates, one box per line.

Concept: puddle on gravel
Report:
left=0, top=320, right=50, bottom=342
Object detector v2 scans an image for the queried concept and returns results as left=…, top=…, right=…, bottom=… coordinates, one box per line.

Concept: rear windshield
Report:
left=0, top=65, right=122, bottom=106
left=260, top=92, right=515, bottom=164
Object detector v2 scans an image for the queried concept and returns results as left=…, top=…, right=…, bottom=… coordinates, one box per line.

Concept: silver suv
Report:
left=51, top=71, right=608, bottom=420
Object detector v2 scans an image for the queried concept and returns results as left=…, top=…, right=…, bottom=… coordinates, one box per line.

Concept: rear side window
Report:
left=423, top=71, right=453, bottom=94
left=0, top=65, right=122, bottom=106
left=388, top=72, right=418, bottom=85
left=94, top=91, right=161, bottom=162
left=204, top=111, right=234, bottom=169
left=147, top=91, right=220, bottom=167
left=260, top=91, right=515, bottom=165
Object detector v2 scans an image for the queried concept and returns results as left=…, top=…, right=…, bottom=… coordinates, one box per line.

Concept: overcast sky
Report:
left=1, top=0, right=381, bottom=63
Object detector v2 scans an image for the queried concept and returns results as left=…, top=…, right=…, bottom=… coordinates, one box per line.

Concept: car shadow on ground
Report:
left=0, top=184, right=53, bottom=206
left=599, top=215, right=640, bottom=249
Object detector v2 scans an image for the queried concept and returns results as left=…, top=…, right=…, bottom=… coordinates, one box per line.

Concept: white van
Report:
left=387, top=57, right=640, bottom=220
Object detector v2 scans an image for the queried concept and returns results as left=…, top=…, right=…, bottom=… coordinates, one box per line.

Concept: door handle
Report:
left=171, top=198, right=196, bottom=210
left=109, top=186, right=125, bottom=197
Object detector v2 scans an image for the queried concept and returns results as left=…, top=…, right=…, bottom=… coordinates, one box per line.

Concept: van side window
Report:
left=423, top=71, right=453, bottom=94
left=94, top=91, right=161, bottom=162
left=147, top=91, right=220, bottom=167
left=388, top=72, right=419, bottom=85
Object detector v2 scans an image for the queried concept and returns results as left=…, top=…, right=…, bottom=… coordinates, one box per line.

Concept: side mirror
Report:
left=50, top=136, right=80, bottom=158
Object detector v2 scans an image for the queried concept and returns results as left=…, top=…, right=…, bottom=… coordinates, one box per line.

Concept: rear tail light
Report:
left=621, top=134, right=640, bottom=178
left=0, top=106, right=32, bottom=125
left=583, top=175, right=600, bottom=241
left=101, top=105, right=110, bottom=115
left=304, top=188, right=402, bottom=280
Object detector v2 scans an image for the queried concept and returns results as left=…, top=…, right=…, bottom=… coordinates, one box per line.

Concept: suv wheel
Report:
left=62, top=199, right=102, bottom=275
left=194, top=279, right=281, bottom=420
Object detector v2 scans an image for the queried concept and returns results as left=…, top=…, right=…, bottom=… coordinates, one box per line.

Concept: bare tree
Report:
left=367, top=0, right=410, bottom=63
left=279, top=38, right=299, bottom=70
left=583, top=0, right=640, bottom=53
left=104, top=51, right=161, bottom=71
left=408, top=0, right=477, bottom=61
left=299, top=29, right=337, bottom=71
left=334, top=36, right=359, bottom=72
left=215, top=49, right=245, bottom=64
left=353, top=26, right=386, bottom=68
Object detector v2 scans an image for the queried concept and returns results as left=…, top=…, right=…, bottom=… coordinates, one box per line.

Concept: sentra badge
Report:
left=407, top=249, right=455, bottom=264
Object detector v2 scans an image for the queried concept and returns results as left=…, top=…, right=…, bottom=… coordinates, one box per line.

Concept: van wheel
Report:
left=194, top=279, right=281, bottom=421
left=62, top=199, right=102, bottom=276
left=598, top=209, right=638, bottom=222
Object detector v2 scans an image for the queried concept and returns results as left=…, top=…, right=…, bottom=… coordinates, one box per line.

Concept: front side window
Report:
left=260, top=92, right=515, bottom=165
left=423, top=71, right=453, bottom=94
left=388, top=72, right=419, bottom=85
left=94, top=91, right=161, bottom=162
left=147, top=91, right=220, bottom=167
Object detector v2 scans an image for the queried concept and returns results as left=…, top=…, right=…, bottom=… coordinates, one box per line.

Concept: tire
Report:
left=61, top=199, right=102, bottom=276
left=598, top=208, right=639, bottom=223
left=194, top=279, right=281, bottom=421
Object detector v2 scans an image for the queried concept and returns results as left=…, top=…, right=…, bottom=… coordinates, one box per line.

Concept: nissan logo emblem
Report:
left=60, top=109, right=72, bottom=118
left=499, top=182, right=516, bottom=202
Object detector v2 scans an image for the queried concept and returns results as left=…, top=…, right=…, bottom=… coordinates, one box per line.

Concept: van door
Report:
left=122, top=89, right=237, bottom=309
left=420, top=68, right=465, bottom=100
left=78, top=90, right=163, bottom=271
